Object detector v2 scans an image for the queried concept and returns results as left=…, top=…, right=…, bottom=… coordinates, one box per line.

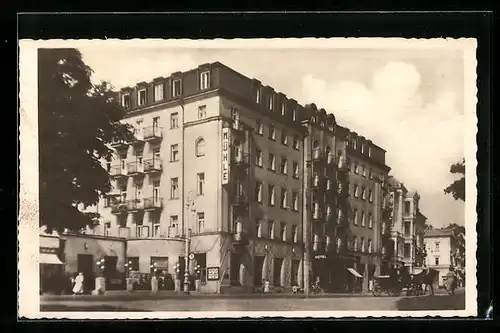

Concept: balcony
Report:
left=110, top=165, right=128, bottom=179
left=327, top=153, right=336, bottom=165
left=232, top=193, right=249, bottom=210
left=131, top=130, right=145, bottom=146
left=126, top=199, right=144, bottom=212
left=127, top=161, right=145, bottom=177
left=337, top=157, right=348, bottom=170
left=143, top=126, right=163, bottom=142
left=232, top=221, right=249, bottom=247
left=231, top=119, right=245, bottom=136
left=110, top=139, right=129, bottom=150
left=144, top=158, right=162, bottom=173
left=231, top=152, right=250, bottom=168
left=311, top=149, right=323, bottom=163
left=110, top=199, right=128, bottom=215
left=144, top=197, right=162, bottom=211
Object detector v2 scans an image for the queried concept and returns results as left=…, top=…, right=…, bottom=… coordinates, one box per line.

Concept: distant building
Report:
left=424, top=228, right=465, bottom=287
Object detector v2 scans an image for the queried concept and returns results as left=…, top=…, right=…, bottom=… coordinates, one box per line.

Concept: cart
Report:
left=372, top=275, right=402, bottom=297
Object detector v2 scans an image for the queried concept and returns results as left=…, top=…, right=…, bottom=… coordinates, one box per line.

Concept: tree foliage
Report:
left=444, top=158, right=465, bottom=202
left=38, top=48, right=134, bottom=234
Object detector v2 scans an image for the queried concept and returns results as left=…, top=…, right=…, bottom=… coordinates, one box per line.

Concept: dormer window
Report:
left=256, top=89, right=261, bottom=103
left=154, top=83, right=164, bottom=102
left=138, top=89, right=146, bottom=106
left=281, top=102, right=286, bottom=116
left=269, top=94, right=274, bottom=110
left=292, top=108, right=297, bottom=121
left=200, top=71, right=210, bottom=90
left=172, top=79, right=182, bottom=97
left=122, top=93, right=130, bottom=109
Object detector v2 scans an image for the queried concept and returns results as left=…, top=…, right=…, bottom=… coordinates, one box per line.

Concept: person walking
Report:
left=445, top=266, right=457, bottom=295
left=72, top=272, right=85, bottom=296
left=423, top=267, right=435, bottom=296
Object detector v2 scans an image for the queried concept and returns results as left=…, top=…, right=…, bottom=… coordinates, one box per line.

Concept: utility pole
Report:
left=184, top=228, right=192, bottom=293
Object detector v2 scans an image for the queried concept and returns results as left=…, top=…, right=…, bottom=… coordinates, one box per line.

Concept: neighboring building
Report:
left=48, top=61, right=411, bottom=294
left=424, top=228, right=464, bottom=287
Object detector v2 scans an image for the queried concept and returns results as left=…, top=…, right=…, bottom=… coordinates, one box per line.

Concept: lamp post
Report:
left=184, top=192, right=196, bottom=294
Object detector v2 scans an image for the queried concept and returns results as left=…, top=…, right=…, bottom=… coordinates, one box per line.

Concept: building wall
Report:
left=61, top=234, right=126, bottom=276
left=126, top=238, right=185, bottom=273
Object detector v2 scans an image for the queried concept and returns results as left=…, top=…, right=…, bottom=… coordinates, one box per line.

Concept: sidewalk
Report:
left=41, top=290, right=375, bottom=302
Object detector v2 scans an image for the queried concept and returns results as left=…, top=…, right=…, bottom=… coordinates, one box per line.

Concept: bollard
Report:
left=174, top=278, right=181, bottom=292
left=126, top=278, right=135, bottom=292
left=151, top=276, right=159, bottom=293
left=93, top=277, right=106, bottom=295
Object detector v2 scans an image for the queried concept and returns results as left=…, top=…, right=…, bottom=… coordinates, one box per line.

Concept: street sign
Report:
left=188, top=253, right=195, bottom=260
left=207, top=267, right=219, bottom=281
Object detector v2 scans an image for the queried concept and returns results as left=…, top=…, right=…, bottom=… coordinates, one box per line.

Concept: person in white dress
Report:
left=72, top=272, right=84, bottom=295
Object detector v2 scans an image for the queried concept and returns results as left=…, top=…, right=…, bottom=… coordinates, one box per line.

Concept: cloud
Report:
left=301, top=61, right=464, bottom=226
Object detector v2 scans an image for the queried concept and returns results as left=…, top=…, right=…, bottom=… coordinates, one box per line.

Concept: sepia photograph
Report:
left=18, top=38, right=477, bottom=318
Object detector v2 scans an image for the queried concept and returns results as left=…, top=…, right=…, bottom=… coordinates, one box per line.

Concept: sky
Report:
left=78, top=45, right=466, bottom=228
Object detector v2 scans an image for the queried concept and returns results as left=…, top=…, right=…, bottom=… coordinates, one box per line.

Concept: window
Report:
left=280, top=222, right=286, bottom=241
left=434, top=257, right=440, bottom=266
left=256, top=220, right=262, bottom=238
left=104, top=222, right=111, bottom=237
left=195, top=138, right=205, bottom=157
left=255, top=120, right=263, bottom=135
left=362, top=187, right=366, bottom=200
left=281, top=131, right=288, bottom=145
left=197, top=212, right=205, bottom=233
left=170, top=144, right=179, bottom=162
left=353, top=209, right=358, bottom=225
left=170, top=178, right=179, bottom=199
left=255, top=149, right=263, bottom=167
left=269, top=125, right=276, bottom=140
left=138, top=89, right=146, bottom=106
left=292, top=135, right=299, bottom=150
left=269, top=94, right=274, bottom=110
left=361, top=211, right=366, bottom=227
left=368, top=146, right=372, bottom=157
left=292, top=225, right=298, bottom=243
left=197, top=173, right=205, bottom=195
left=135, top=120, right=143, bottom=138
left=280, top=188, right=288, bottom=209
left=354, top=184, right=359, bottom=198
left=268, top=221, right=275, bottom=239
left=198, top=105, right=207, bottom=119
left=405, top=201, right=411, bottom=214
left=280, top=157, right=288, bottom=174
left=172, top=79, right=181, bottom=97
left=354, top=162, right=359, bottom=174
left=292, top=108, right=297, bottom=121
left=152, top=116, right=160, bottom=131
left=293, top=161, right=299, bottom=178
left=368, top=239, right=373, bottom=253
left=122, top=93, right=130, bottom=109
left=353, top=139, right=357, bottom=150
left=153, top=222, right=160, bottom=237
left=255, top=182, right=263, bottom=203
left=268, top=185, right=275, bottom=206
left=169, top=215, right=179, bottom=237
left=368, top=189, right=373, bottom=202
left=269, top=153, right=276, bottom=171
left=154, top=83, right=164, bottom=101
left=361, top=238, right=366, bottom=252
left=256, top=88, right=261, bottom=103
left=434, top=242, right=440, bottom=252
left=200, top=71, right=210, bottom=90
left=368, top=168, right=373, bottom=179
left=353, top=237, right=358, bottom=251
left=281, top=102, right=286, bottom=116
left=336, top=237, right=342, bottom=252
left=362, top=165, right=367, bottom=177
left=170, top=112, right=179, bottom=129
left=368, top=213, right=373, bottom=228
left=292, top=191, right=299, bottom=211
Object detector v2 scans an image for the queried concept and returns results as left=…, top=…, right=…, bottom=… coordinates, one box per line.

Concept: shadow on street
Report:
left=396, top=294, right=465, bottom=311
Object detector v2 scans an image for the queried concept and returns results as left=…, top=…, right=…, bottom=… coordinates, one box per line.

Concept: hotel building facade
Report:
left=41, top=62, right=426, bottom=294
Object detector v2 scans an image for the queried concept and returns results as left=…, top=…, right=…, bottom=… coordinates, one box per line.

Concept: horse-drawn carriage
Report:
left=372, top=267, right=438, bottom=297
left=371, top=275, right=402, bottom=296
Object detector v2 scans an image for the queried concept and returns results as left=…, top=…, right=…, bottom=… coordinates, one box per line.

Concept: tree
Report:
left=444, top=158, right=465, bottom=202
left=38, top=48, right=134, bottom=234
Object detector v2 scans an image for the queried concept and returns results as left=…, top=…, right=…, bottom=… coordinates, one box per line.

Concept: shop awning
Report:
left=347, top=268, right=363, bottom=278
left=40, top=253, right=63, bottom=265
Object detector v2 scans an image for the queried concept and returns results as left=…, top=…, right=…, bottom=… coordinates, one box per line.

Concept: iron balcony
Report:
left=143, top=126, right=163, bottom=141
left=109, top=165, right=128, bottom=179
left=127, top=161, right=145, bottom=177
left=144, top=158, right=162, bottom=173
left=144, top=197, right=163, bottom=211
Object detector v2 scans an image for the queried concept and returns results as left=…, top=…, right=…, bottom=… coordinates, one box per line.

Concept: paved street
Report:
left=40, top=288, right=465, bottom=312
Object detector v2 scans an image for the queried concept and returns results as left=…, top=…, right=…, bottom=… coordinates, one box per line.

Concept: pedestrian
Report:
left=72, top=272, right=84, bottom=296
left=263, top=279, right=270, bottom=293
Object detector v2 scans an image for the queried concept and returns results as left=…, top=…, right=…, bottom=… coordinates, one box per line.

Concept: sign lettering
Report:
left=221, top=127, right=231, bottom=185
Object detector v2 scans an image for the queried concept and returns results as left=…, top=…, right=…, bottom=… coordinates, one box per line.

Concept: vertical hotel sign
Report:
left=221, top=127, right=231, bottom=185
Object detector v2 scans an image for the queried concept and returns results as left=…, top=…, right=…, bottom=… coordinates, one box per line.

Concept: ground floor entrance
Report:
left=77, top=254, right=95, bottom=293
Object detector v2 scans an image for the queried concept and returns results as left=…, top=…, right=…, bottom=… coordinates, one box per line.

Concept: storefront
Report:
left=39, top=234, right=65, bottom=294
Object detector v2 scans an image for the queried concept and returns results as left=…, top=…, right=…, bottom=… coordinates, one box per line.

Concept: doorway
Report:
left=273, top=258, right=284, bottom=287
left=103, top=256, right=119, bottom=290
left=253, top=256, right=265, bottom=286
left=77, top=254, right=94, bottom=293
left=291, top=259, right=300, bottom=286
left=230, top=253, right=240, bottom=286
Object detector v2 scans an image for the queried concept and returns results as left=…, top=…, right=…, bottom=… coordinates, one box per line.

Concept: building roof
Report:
left=424, top=228, right=454, bottom=238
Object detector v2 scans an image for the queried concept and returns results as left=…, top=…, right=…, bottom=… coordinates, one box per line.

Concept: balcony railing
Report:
left=231, top=152, right=250, bottom=168
left=144, top=158, right=162, bottom=173
left=126, top=199, right=144, bottom=212
left=337, top=157, right=348, bottom=170
left=110, top=198, right=128, bottom=214
left=110, top=139, right=129, bottom=150
left=144, top=197, right=162, bottom=211
left=110, top=165, right=128, bottom=178
left=232, top=193, right=249, bottom=209
left=131, top=129, right=145, bottom=144
left=127, top=161, right=145, bottom=176
left=311, top=149, right=323, bottom=162
left=143, top=126, right=163, bottom=141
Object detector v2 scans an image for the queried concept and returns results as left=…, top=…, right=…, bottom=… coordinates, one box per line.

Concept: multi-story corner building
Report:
left=424, top=228, right=465, bottom=287
left=382, top=178, right=427, bottom=274
left=56, top=61, right=397, bottom=294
